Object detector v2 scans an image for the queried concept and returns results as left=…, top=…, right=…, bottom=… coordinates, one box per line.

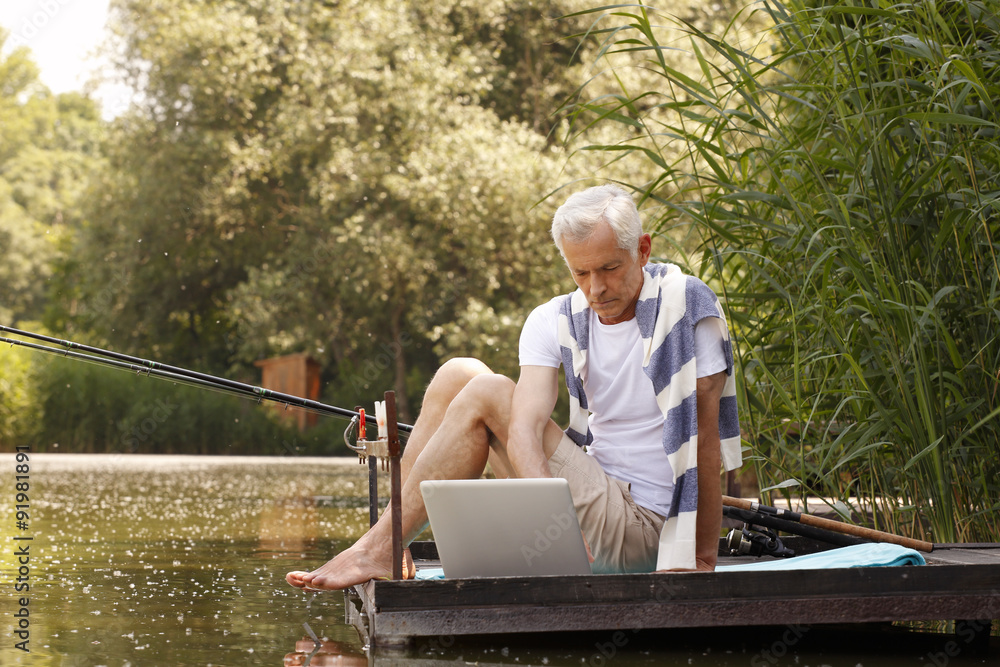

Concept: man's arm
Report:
left=694, top=370, right=727, bottom=571
left=509, top=364, right=594, bottom=563
left=507, top=365, right=560, bottom=478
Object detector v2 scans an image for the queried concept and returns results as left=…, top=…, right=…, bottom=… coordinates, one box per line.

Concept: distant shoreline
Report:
left=0, top=452, right=363, bottom=470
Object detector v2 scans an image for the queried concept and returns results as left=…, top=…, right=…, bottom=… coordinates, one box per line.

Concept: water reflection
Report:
left=284, top=636, right=367, bottom=666
left=258, top=496, right=321, bottom=558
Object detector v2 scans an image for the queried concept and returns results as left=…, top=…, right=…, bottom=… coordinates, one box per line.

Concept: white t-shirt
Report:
left=518, top=295, right=727, bottom=517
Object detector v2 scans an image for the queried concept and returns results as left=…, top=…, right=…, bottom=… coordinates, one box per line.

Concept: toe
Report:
left=286, top=571, right=311, bottom=588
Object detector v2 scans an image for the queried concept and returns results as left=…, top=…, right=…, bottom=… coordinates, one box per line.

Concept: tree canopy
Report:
left=51, top=0, right=610, bottom=421
left=2, top=0, right=736, bottom=445
left=0, top=28, right=103, bottom=326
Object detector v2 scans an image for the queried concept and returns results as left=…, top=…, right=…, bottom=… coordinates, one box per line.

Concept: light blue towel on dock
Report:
left=416, top=567, right=446, bottom=580
left=715, top=542, right=926, bottom=572
left=415, top=543, right=925, bottom=579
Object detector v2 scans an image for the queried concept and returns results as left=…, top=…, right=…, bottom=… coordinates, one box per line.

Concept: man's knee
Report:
left=458, top=374, right=515, bottom=417
left=464, top=372, right=514, bottom=395
left=433, top=358, right=493, bottom=389
left=422, top=358, right=495, bottom=413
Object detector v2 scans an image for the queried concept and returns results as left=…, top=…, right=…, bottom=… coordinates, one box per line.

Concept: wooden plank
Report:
left=372, top=563, right=1000, bottom=611
left=369, top=593, right=1000, bottom=645
left=361, top=562, right=1000, bottom=645
left=928, top=548, right=1000, bottom=566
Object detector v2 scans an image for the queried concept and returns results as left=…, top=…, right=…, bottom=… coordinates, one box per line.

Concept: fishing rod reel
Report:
left=725, top=524, right=795, bottom=558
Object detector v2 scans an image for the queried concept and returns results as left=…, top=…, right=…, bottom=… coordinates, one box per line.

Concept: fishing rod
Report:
left=0, top=325, right=413, bottom=433
left=723, top=496, right=934, bottom=552
left=723, top=505, right=869, bottom=553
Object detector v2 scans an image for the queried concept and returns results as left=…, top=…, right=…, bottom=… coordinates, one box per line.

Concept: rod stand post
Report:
left=385, top=391, right=403, bottom=581
left=357, top=405, right=379, bottom=528
left=368, top=455, right=379, bottom=529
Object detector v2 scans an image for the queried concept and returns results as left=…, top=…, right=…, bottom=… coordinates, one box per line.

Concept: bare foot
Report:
left=286, top=547, right=415, bottom=591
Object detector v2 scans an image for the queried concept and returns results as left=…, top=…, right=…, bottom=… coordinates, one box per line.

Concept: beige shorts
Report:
left=548, top=433, right=665, bottom=574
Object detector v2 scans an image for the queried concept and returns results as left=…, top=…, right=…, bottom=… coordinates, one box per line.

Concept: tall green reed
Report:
left=565, top=0, right=1000, bottom=541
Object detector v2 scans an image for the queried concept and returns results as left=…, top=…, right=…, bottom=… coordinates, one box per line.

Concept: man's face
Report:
left=561, top=222, right=651, bottom=325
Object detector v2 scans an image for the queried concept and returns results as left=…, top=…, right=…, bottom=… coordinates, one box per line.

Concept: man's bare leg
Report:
left=397, top=358, right=494, bottom=484
left=285, top=367, right=561, bottom=590
left=393, top=358, right=497, bottom=576
left=285, top=358, right=493, bottom=588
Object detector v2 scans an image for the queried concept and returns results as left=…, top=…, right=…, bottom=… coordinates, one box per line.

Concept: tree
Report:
left=0, top=28, right=102, bottom=325
left=67, top=0, right=598, bottom=419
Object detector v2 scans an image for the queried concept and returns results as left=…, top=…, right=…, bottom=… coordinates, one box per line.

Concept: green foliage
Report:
left=0, top=342, right=40, bottom=446
left=0, top=29, right=103, bottom=325
left=568, top=1, right=1000, bottom=541
left=60, top=0, right=603, bottom=424
left=23, top=357, right=341, bottom=456
left=1, top=0, right=745, bottom=453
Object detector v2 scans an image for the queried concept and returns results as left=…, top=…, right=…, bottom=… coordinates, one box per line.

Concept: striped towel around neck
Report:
left=557, top=262, right=742, bottom=571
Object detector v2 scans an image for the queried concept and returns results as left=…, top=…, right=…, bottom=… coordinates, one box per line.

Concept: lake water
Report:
left=0, top=454, right=992, bottom=666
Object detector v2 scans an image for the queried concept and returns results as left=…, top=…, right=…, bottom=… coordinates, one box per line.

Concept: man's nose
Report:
left=589, top=274, right=606, bottom=297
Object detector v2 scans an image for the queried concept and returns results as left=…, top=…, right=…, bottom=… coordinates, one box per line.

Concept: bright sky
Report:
left=0, top=0, right=131, bottom=117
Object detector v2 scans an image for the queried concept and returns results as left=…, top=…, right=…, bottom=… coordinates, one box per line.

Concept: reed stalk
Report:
left=566, top=0, right=1000, bottom=541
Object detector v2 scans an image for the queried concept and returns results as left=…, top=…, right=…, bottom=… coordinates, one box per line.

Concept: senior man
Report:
left=286, top=184, right=740, bottom=590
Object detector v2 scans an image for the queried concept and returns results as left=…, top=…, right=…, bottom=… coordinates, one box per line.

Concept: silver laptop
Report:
left=420, top=478, right=592, bottom=578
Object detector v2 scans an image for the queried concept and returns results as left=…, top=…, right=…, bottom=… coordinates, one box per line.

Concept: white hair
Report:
left=551, top=184, right=643, bottom=259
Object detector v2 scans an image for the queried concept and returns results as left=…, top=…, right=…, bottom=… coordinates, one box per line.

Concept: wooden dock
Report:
left=344, top=539, right=1000, bottom=650
left=341, top=411, right=999, bottom=653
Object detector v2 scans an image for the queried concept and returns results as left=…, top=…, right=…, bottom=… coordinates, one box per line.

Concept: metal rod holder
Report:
left=346, top=393, right=404, bottom=579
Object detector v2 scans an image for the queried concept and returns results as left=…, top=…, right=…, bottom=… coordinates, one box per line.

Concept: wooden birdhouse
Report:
left=254, top=353, right=321, bottom=431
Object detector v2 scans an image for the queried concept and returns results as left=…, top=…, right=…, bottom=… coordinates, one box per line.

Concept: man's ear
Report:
left=637, top=233, right=652, bottom=266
